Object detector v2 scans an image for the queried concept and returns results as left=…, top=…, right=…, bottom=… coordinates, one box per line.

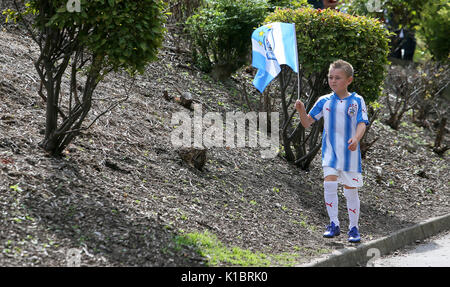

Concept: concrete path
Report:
left=371, top=231, right=450, bottom=267
left=302, top=213, right=450, bottom=267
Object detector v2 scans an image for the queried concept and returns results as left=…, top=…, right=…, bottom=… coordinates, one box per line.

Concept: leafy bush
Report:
left=413, top=62, right=449, bottom=149
left=345, top=0, right=425, bottom=28
left=5, top=0, right=166, bottom=155
left=416, top=1, right=450, bottom=62
left=47, top=0, right=166, bottom=75
left=267, top=0, right=310, bottom=10
left=383, top=65, right=422, bottom=130
left=345, top=0, right=426, bottom=60
left=165, top=0, right=204, bottom=23
left=185, top=0, right=268, bottom=79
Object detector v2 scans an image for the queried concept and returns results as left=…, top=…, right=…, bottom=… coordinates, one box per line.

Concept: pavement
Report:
left=371, top=230, right=450, bottom=267
left=301, top=213, right=450, bottom=267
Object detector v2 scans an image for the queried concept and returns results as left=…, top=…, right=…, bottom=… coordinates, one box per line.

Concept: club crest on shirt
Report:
left=347, top=103, right=358, bottom=117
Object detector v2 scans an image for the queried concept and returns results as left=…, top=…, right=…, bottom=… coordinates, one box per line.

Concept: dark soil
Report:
left=0, top=22, right=449, bottom=266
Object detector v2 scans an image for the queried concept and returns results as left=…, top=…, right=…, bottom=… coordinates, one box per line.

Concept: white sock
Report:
left=324, top=181, right=339, bottom=226
left=344, top=187, right=360, bottom=230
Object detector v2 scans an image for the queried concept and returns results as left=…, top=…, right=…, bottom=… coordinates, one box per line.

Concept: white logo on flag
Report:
left=264, top=29, right=277, bottom=61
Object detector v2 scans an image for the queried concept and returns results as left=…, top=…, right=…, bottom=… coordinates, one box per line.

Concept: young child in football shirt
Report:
left=295, top=59, right=369, bottom=243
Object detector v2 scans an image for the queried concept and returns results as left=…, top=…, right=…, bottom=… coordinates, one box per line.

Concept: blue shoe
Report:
left=348, top=226, right=361, bottom=243
left=323, top=222, right=340, bottom=238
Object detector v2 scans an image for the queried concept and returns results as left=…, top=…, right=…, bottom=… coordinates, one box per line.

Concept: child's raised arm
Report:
left=295, top=100, right=315, bottom=129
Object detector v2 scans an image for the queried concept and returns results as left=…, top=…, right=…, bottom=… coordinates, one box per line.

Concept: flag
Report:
left=251, top=22, right=299, bottom=93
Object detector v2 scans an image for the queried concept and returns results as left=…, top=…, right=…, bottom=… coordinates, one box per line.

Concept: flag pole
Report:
left=293, top=23, right=301, bottom=100
left=297, top=64, right=301, bottom=101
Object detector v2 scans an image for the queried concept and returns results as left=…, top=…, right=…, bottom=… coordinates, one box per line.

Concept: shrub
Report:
left=5, top=0, right=166, bottom=155
left=414, top=62, right=449, bottom=127
left=267, top=0, right=310, bottom=10
left=416, top=0, right=450, bottom=62
left=383, top=65, right=422, bottom=130
left=185, top=0, right=268, bottom=80
left=41, top=0, right=166, bottom=75
left=345, top=0, right=426, bottom=61
left=165, top=0, right=204, bottom=23
left=413, top=61, right=449, bottom=156
left=346, top=0, right=425, bottom=28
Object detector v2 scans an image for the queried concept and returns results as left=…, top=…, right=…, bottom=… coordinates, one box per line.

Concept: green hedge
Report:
left=416, top=0, right=450, bottom=62
left=266, top=7, right=390, bottom=103
left=185, top=0, right=268, bottom=79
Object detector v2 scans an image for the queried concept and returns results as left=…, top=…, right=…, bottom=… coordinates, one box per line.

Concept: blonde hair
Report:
left=329, top=59, right=354, bottom=78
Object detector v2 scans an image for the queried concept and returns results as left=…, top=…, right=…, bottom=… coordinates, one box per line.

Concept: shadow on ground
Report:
left=20, top=156, right=206, bottom=267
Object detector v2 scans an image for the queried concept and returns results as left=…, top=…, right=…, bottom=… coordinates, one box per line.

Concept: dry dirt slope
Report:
left=0, top=27, right=449, bottom=266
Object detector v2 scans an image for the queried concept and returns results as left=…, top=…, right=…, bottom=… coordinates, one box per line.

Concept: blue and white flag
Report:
left=251, top=22, right=299, bottom=93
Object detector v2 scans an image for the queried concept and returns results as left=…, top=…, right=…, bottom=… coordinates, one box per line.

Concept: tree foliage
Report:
left=346, top=0, right=449, bottom=62
left=185, top=0, right=268, bottom=80
left=344, top=0, right=425, bottom=29
left=5, top=0, right=166, bottom=155
left=29, top=0, right=166, bottom=74
left=416, top=0, right=450, bottom=62
left=267, top=0, right=310, bottom=10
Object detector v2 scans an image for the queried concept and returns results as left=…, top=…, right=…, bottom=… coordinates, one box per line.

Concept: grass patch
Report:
left=174, top=230, right=320, bottom=267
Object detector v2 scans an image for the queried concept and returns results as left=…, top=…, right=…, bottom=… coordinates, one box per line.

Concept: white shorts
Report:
left=323, top=166, right=363, bottom=188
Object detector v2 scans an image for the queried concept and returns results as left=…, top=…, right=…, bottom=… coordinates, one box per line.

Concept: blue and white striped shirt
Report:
left=309, top=92, right=370, bottom=173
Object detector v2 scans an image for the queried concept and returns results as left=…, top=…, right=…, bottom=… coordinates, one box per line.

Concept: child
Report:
left=295, top=59, right=369, bottom=243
